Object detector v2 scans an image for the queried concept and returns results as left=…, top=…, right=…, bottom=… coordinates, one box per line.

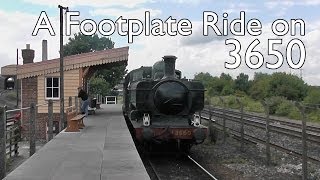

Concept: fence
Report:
left=0, top=96, right=81, bottom=179
left=4, top=107, right=21, bottom=159
left=200, top=97, right=320, bottom=180
left=106, top=96, right=117, bottom=104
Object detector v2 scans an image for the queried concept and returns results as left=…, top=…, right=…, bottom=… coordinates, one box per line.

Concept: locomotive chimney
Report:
left=22, top=44, right=35, bottom=64
left=42, top=40, right=48, bottom=61
left=163, top=55, right=177, bottom=79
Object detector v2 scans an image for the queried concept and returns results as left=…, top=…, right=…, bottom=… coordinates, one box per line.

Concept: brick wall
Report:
left=21, top=77, right=37, bottom=139
left=21, top=77, right=63, bottom=140
left=36, top=113, right=60, bottom=139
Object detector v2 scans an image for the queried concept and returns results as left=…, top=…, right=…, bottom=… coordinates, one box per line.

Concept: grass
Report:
left=206, top=95, right=320, bottom=123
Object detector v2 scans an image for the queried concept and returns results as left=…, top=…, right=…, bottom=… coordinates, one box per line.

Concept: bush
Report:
left=275, top=101, right=295, bottom=116
left=308, top=109, right=320, bottom=122
left=265, top=96, right=284, bottom=114
left=288, top=109, right=302, bottom=120
left=244, top=101, right=264, bottom=113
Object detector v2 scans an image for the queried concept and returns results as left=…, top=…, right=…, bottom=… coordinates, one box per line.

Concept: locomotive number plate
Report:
left=171, top=129, right=192, bottom=137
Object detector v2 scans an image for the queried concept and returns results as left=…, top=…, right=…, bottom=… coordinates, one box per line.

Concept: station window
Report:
left=45, top=77, right=60, bottom=99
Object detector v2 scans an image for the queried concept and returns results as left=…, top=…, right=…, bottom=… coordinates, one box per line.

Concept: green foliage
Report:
left=95, top=65, right=127, bottom=88
left=221, top=84, right=234, bottom=96
left=194, top=72, right=235, bottom=97
left=64, top=33, right=114, bottom=56
left=194, top=72, right=213, bottom=88
left=89, top=77, right=111, bottom=97
left=249, top=72, right=271, bottom=100
left=275, top=101, right=295, bottom=116
left=249, top=72, right=308, bottom=101
left=307, top=109, right=320, bottom=122
left=268, top=72, right=308, bottom=101
left=63, top=32, right=127, bottom=93
left=288, top=109, right=302, bottom=120
left=265, top=96, right=284, bottom=114
left=234, top=73, right=250, bottom=93
left=195, top=71, right=318, bottom=123
left=304, top=87, right=320, bottom=105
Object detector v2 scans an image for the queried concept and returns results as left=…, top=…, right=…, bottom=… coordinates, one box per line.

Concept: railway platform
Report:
left=4, top=104, right=150, bottom=180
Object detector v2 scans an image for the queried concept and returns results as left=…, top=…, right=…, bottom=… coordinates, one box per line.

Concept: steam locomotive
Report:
left=122, top=56, right=207, bottom=151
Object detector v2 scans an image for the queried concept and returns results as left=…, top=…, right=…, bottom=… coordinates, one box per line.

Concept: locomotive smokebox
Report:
left=163, top=55, right=177, bottom=79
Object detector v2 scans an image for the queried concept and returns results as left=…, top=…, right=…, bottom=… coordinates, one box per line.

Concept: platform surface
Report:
left=4, top=104, right=150, bottom=180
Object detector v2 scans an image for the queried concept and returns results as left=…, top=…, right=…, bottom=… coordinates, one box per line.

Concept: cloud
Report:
left=0, top=10, right=81, bottom=73
left=179, top=22, right=230, bottom=46
left=23, top=0, right=151, bottom=8
left=22, top=0, right=206, bottom=8
left=265, top=0, right=320, bottom=9
left=265, top=0, right=320, bottom=16
left=127, top=19, right=320, bottom=86
left=1, top=6, right=320, bottom=87
left=152, top=0, right=206, bottom=5
left=90, top=8, right=162, bottom=19
left=223, top=3, right=258, bottom=14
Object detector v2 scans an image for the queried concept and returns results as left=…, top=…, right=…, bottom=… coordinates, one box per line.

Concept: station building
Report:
left=1, top=42, right=128, bottom=139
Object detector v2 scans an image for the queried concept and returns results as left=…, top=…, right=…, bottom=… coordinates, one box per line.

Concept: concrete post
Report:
left=236, top=98, right=245, bottom=152
left=262, top=101, right=271, bottom=166
left=295, top=102, right=308, bottom=180
left=219, top=97, right=226, bottom=142
left=208, top=103, right=216, bottom=143
left=29, top=103, right=36, bottom=156
left=48, top=100, right=53, bottom=141
left=0, top=107, right=6, bottom=179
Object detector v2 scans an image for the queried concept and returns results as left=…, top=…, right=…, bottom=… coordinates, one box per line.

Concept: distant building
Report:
left=1, top=43, right=128, bottom=139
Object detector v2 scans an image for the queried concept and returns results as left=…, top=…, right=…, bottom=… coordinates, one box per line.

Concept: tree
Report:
left=304, top=87, right=320, bottom=105
left=89, top=77, right=111, bottom=97
left=249, top=72, right=271, bottom=100
left=234, top=73, right=250, bottom=93
left=64, top=33, right=114, bottom=55
left=194, top=72, right=214, bottom=88
left=220, top=73, right=233, bottom=81
left=219, top=73, right=234, bottom=96
left=63, top=33, right=127, bottom=94
left=269, top=72, right=308, bottom=101
left=95, top=66, right=127, bottom=89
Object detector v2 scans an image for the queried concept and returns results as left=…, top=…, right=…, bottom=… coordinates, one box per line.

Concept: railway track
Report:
left=146, top=153, right=217, bottom=180
left=201, top=107, right=320, bottom=145
left=200, top=106, right=320, bottom=165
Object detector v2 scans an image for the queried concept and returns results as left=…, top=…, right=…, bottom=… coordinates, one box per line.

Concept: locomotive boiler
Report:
left=122, top=55, right=207, bottom=151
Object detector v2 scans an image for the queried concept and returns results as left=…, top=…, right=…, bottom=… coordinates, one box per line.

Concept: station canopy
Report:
left=1, top=46, right=129, bottom=79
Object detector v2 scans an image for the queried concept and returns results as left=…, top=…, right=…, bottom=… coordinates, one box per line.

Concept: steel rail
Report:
left=187, top=155, right=218, bottom=180
left=210, top=122, right=320, bottom=165
left=203, top=107, right=320, bottom=133
left=201, top=109, right=320, bottom=145
left=148, top=159, right=161, bottom=180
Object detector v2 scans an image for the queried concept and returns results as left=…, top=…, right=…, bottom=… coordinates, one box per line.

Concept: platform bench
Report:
left=65, top=107, right=86, bottom=132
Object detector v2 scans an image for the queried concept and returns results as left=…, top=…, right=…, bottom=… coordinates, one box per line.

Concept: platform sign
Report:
left=106, top=96, right=117, bottom=104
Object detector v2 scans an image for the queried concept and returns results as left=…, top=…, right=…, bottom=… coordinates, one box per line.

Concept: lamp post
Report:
left=58, top=5, right=68, bottom=131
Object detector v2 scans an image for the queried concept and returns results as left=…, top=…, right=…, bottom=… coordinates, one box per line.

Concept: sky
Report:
left=0, top=0, right=320, bottom=85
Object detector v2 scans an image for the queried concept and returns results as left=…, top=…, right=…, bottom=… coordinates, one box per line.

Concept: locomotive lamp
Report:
left=192, top=114, right=201, bottom=127
left=143, top=113, right=150, bottom=126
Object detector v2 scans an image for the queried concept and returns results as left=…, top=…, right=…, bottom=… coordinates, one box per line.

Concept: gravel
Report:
left=190, top=123, right=320, bottom=180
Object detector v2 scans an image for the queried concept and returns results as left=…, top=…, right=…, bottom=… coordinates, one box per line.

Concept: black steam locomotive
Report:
left=122, top=56, right=207, bottom=150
